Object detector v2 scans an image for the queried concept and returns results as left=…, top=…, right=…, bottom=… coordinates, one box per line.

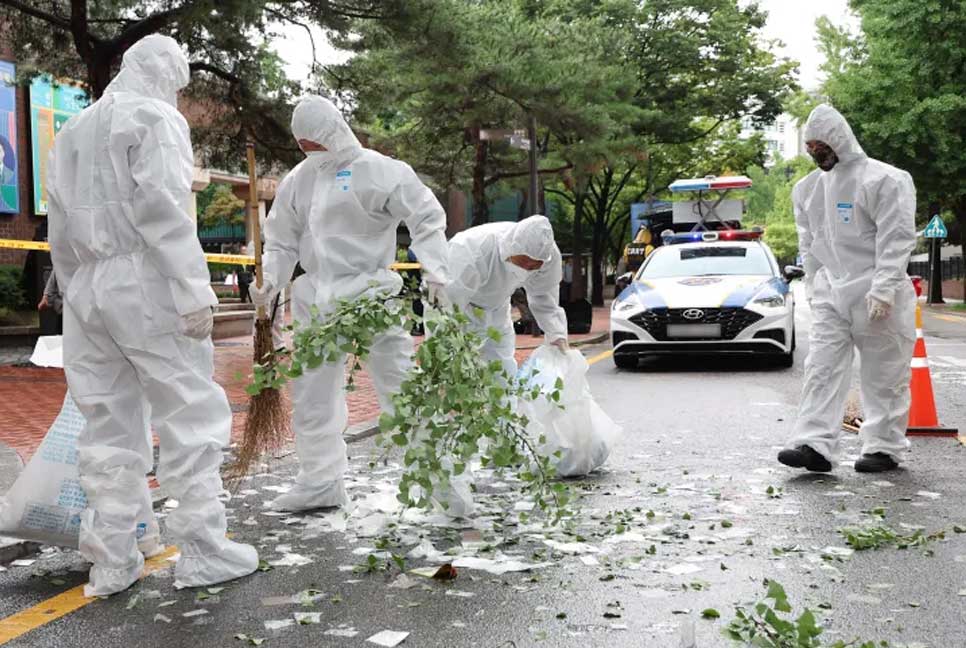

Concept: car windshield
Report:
left=639, top=245, right=773, bottom=279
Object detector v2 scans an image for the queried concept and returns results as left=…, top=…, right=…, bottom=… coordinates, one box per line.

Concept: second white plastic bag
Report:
left=517, top=346, right=621, bottom=477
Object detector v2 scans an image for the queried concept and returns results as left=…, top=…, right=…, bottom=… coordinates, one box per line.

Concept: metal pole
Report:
left=928, top=236, right=945, bottom=304
left=527, top=114, right=538, bottom=215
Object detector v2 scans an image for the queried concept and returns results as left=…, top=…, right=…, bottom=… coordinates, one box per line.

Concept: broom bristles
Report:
left=230, top=318, right=291, bottom=480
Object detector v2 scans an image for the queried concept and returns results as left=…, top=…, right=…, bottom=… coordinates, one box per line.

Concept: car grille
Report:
left=629, top=307, right=764, bottom=341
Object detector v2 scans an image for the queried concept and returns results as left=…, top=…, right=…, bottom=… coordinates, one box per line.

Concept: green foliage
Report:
left=200, top=184, right=246, bottom=228
left=0, top=1, right=404, bottom=170
left=0, top=265, right=26, bottom=312
left=248, top=287, right=571, bottom=520
left=818, top=0, right=966, bottom=247
left=725, top=580, right=887, bottom=647
left=840, top=525, right=945, bottom=552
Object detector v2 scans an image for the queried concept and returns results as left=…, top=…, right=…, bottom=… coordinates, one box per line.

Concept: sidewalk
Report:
left=0, top=304, right=611, bottom=465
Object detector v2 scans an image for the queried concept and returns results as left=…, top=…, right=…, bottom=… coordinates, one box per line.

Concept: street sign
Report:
left=478, top=128, right=513, bottom=141
left=509, top=133, right=531, bottom=150
left=924, top=214, right=947, bottom=238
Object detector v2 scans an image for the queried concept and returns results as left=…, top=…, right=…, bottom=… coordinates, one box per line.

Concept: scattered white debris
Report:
left=389, top=574, right=419, bottom=590
left=182, top=609, right=209, bottom=618
left=452, top=556, right=550, bottom=575
left=366, top=630, right=410, bottom=647
left=269, top=553, right=313, bottom=567
left=579, top=555, right=600, bottom=566
left=916, top=491, right=942, bottom=500
left=264, top=619, right=295, bottom=631
left=445, top=590, right=476, bottom=598
left=324, top=627, right=360, bottom=637
left=663, top=564, right=703, bottom=576
left=294, top=612, right=322, bottom=625
left=153, top=614, right=171, bottom=623
left=9, top=559, right=35, bottom=567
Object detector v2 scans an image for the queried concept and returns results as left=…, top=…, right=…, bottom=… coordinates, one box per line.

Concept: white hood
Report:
left=499, top=215, right=555, bottom=262
left=103, top=34, right=189, bottom=107
left=290, top=95, right=362, bottom=154
left=803, top=104, right=866, bottom=165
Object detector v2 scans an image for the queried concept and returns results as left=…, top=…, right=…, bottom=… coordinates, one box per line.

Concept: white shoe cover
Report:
left=84, top=552, right=144, bottom=598
left=270, top=480, right=348, bottom=512
left=174, top=539, right=258, bottom=589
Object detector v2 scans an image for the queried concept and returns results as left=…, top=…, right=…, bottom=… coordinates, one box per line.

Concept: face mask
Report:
left=809, top=146, right=839, bottom=172
left=507, top=263, right=531, bottom=282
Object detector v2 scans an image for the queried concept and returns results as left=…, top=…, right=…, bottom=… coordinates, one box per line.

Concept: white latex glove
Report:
left=550, top=338, right=569, bottom=354
left=426, top=281, right=450, bottom=308
left=867, top=295, right=892, bottom=322
left=250, top=282, right=276, bottom=310
left=180, top=307, right=213, bottom=339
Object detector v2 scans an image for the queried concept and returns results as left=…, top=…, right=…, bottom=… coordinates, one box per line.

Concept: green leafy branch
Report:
left=725, top=580, right=888, bottom=648
left=247, top=287, right=573, bottom=521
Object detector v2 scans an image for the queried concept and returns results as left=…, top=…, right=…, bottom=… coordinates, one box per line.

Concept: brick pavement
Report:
left=0, top=304, right=610, bottom=463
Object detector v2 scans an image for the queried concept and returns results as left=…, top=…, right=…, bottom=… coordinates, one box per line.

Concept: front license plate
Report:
left=667, top=323, right=721, bottom=338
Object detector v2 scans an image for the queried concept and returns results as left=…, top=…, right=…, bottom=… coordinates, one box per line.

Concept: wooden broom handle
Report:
left=246, top=141, right=266, bottom=320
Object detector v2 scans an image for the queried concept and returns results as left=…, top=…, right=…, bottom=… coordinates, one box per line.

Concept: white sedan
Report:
left=610, top=231, right=803, bottom=369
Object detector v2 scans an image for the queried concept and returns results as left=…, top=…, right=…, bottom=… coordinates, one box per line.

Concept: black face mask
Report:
left=809, top=147, right=839, bottom=172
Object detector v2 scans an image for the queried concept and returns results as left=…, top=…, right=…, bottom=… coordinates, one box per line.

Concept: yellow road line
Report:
left=586, top=349, right=613, bottom=365
left=931, top=313, right=966, bottom=324
left=0, top=546, right=179, bottom=645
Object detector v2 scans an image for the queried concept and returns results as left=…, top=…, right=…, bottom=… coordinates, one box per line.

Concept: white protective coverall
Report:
left=47, top=35, right=257, bottom=596
left=257, top=95, right=450, bottom=512
left=446, top=216, right=569, bottom=377
left=788, top=104, right=917, bottom=462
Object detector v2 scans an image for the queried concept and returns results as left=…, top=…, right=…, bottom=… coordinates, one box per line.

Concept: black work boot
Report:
left=854, top=453, right=899, bottom=473
left=777, top=445, right=833, bottom=472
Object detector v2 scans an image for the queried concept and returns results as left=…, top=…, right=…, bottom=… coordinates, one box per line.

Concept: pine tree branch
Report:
left=0, top=0, right=72, bottom=31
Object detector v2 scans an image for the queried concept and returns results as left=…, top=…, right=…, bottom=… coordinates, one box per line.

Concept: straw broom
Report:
left=233, top=141, right=290, bottom=476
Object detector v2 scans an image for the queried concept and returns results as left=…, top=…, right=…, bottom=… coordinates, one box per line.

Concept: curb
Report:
left=516, top=331, right=609, bottom=351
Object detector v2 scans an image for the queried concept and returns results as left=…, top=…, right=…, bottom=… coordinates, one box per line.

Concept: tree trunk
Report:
left=589, top=170, right=613, bottom=307
left=956, top=198, right=966, bottom=301
left=87, top=48, right=115, bottom=99
left=570, top=184, right=586, bottom=302
left=471, top=129, right=489, bottom=226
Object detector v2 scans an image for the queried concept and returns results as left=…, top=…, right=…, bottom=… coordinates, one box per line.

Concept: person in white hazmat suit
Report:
left=778, top=104, right=917, bottom=474
left=46, top=35, right=258, bottom=597
left=445, top=215, right=570, bottom=376
left=251, top=95, right=450, bottom=512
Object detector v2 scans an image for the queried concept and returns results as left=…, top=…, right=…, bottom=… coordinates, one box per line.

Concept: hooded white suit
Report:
left=789, top=105, right=917, bottom=463
left=257, top=95, right=450, bottom=511
left=47, top=35, right=257, bottom=596
left=446, top=216, right=568, bottom=377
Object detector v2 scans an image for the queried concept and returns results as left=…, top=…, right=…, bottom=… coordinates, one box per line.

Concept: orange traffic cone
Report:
left=907, top=303, right=958, bottom=436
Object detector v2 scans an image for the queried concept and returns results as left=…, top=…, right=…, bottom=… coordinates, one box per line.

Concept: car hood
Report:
left=617, top=275, right=785, bottom=310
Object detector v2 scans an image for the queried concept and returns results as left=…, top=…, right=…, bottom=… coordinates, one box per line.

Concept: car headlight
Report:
left=753, top=293, right=786, bottom=308
left=614, top=300, right=640, bottom=313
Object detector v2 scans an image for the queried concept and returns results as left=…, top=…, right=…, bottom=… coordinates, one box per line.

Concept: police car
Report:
left=610, top=229, right=803, bottom=369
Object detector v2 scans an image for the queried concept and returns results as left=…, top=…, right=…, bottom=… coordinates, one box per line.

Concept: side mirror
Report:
left=618, top=272, right=634, bottom=284
left=783, top=265, right=805, bottom=281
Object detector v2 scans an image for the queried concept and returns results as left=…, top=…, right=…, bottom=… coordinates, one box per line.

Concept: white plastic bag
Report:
left=517, top=346, right=621, bottom=477
left=0, top=391, right=159, bottom=549
left=0, top=391, right=90, bottom=547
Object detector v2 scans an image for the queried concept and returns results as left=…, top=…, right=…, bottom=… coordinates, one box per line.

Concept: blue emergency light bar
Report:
left=669, top=176, right=753, bottom=192
left=660, top=229, right=763, bottom=245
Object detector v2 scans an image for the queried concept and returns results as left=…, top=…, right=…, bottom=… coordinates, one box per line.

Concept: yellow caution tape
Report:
left=0, top=239, right=421, bottom=270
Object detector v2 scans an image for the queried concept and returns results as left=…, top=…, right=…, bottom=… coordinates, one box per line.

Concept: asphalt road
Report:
left=2, top=294, right=965, bottom=648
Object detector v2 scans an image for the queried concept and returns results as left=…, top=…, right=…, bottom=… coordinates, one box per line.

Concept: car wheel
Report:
left=613, top=353, right=638, bottom=370
left=775, top=349, right=794, bottom=368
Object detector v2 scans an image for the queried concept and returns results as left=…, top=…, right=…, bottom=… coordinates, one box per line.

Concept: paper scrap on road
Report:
left=294, top=612, right=322, bottom=624
left=182, top=609, right=209, bottom=618
left=452, top=555, right=550, bottom=575
left=10, top=559, right=36, bottom=567
left=269, top=552, right=313, bottom=567
left=916, top=491, right=942, bottom=500
left=153, top=613, right=171, bottom=623
left=663, top=564, right=703, bottom=576
left=389, top=574, right=419, bottom=589
left=366, top=630, right=410, bottom=647
left=264, top=619, right=295, bottom=631
left=444, top=589, right=476, bottom=598
left=325, top=627, right=360, bottom=637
